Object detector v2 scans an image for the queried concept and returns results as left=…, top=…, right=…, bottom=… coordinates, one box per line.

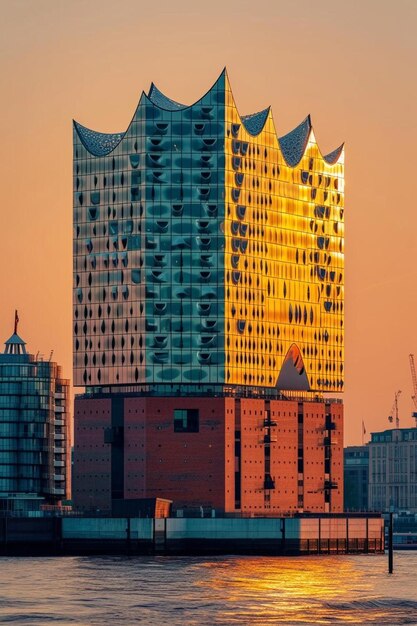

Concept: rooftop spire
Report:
left=4, top=310, right=27, bottom=355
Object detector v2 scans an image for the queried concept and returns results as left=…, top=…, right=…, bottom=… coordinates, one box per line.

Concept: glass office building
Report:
left=73, top=70, right=344, bottom=514
left=73, top=69, right=344, bottom=394
left=0, top=328, right=70, bottom=513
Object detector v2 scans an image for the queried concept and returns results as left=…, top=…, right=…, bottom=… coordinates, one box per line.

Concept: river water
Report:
left=0, top=553, right=416, bottom=625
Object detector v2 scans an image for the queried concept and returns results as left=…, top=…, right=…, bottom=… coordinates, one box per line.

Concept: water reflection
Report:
left=0, top=554, right=416, bottom=625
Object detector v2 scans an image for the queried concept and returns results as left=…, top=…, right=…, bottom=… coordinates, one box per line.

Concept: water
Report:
left=0, top=553, right=416, bottom=625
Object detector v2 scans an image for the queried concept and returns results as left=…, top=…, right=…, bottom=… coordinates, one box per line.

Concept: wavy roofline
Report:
left=148, top=82, right=187, bottom=111
left=148, top=70, right=272, bottom=137
left=146, top=68, right=227, bottom=113
left=323, top=143, right=345, bottom=164
left=73, top=90, right=147, bottom=157
left=73, top=68, right=344, bottom=165
left=225, top=72, right=344, bottom=167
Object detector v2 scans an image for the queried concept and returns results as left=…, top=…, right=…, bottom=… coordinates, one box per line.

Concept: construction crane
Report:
left=388, top=390, right=401, bottom=428
left=409, top=354, right=417, bottom=426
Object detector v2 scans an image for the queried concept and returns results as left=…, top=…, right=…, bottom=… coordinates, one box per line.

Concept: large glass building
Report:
left=73, top=70, right=345, bottom=515
left=0, top=321, right=71, bottom=514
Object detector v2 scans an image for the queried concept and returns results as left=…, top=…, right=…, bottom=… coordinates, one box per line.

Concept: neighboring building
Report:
left=344, top=446, right=369, bottom=511
left=0, top=318, right=71, bottom=514
left=368, top=428, right=417, bottom=513
left=73, top=69, right=345, bottom=515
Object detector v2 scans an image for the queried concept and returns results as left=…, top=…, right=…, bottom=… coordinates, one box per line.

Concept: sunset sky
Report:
left=1, top=0, right=416, bottom=444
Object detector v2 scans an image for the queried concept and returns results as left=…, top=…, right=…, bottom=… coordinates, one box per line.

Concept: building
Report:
left=73, top=69, right=344, bottom=515
left=344, top=446, right=369, bottom=511
left=0, top=316, right=71, bottom=514
left=368, top=428, right=417, bottom=513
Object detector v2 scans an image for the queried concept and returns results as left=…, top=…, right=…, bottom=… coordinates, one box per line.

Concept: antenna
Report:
left=49, top=350, right=54, bottom=362
left=14, top=310, right=19, bottom=334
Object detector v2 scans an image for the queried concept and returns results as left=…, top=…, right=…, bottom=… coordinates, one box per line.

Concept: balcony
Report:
left=323, top=437, right=338, bottom=446
left=263, top=434, right=277, bottom=444
left=263, top=419, right=277, bottom=427
left=324, top=480, right=338, bottom=490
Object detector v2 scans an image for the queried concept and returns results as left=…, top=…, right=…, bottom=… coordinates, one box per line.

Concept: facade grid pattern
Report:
left=73, top=70, right=344, bottom=395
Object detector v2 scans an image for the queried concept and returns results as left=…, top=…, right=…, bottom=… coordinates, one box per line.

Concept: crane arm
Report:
left=409, top=354, right=417, bottom=410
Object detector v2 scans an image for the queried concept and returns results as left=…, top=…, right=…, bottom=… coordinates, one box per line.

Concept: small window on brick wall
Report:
left=174, top=409, right=199, bottom=433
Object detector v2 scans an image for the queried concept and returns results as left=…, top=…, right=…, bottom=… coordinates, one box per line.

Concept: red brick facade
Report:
left=73, top=395, right=343, bottom=515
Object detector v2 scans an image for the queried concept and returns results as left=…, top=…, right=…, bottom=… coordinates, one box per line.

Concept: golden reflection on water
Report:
left=202, top=556, right=360, bottom=597
left=198, top=556, right=389, bottom=624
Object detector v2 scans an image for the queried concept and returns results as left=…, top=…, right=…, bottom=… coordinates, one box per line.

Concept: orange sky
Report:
left=1, top=0, right=416, bottom=445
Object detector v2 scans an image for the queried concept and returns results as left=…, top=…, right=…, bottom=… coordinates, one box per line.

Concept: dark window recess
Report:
left=111, top=397, right=124, bottom=500
left=263, top=474, right=275, bottom=490
left=104, top=426, right=123, bottom=444
left=174, top=409, right=199, bottom=433
left=235, top=433, right=241, bottom=509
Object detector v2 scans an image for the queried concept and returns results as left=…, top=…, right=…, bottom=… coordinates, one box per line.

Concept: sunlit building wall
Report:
left=73, top=70, right=344, bottom=515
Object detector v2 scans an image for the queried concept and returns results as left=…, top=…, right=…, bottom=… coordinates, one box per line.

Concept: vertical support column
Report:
left=346, top=516, right=349, bottom=554
left=318, top=517, right=321, bottom=554
left=365, top=516, right=369, bottom=553
left=126, top=516, right=131, bottom=556
left=388, top=512, right=394, bottom=573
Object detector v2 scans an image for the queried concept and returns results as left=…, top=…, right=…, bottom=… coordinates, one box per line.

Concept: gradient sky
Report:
left=1, top=0, right=416, bottom=445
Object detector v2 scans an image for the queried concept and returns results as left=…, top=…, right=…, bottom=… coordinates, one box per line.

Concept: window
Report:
left=174, top=409, right=199, bottom=433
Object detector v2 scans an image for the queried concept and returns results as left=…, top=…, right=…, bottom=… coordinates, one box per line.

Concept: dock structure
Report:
left=0, top=514, right=383, bottom=556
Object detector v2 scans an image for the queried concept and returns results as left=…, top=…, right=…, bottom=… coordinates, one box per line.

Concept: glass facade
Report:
left=0, top=340, right=70, bottom=508
left=73, top=70, right=344, bottom=394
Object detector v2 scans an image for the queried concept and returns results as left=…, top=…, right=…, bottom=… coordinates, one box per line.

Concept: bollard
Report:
left=388, top=512, right=393, bottom=574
